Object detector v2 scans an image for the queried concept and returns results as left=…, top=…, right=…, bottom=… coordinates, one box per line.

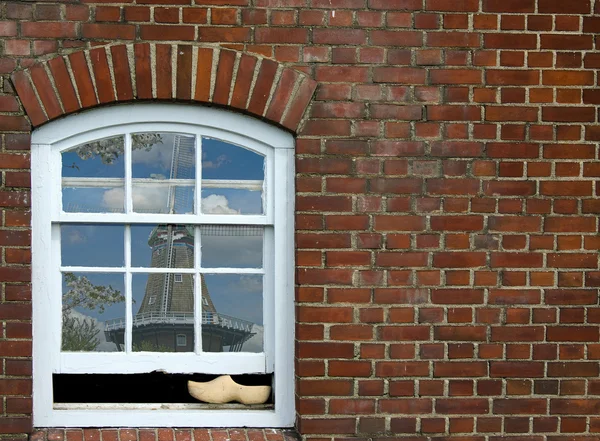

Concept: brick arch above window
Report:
left=11, top=43, right=317, bottom=132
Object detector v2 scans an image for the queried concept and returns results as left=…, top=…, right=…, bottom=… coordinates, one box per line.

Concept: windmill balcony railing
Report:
left=104, top=312, right=254, bottom=333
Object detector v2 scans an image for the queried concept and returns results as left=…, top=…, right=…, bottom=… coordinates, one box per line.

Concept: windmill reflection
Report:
left=104, top=134, right=255, bottom=352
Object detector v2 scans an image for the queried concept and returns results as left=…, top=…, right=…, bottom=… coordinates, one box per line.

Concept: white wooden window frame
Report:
left=31, top=104, right=295, bottom=428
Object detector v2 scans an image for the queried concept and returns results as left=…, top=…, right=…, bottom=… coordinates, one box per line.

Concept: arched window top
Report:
left=32, top=103, right=294, bottom=151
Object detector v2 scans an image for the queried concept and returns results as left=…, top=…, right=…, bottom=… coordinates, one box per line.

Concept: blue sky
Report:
left=62, top=134, right=264, bottom=214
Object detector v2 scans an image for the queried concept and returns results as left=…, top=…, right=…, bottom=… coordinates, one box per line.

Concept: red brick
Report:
left=21, top=22, right=76, bottom=38
left=483, top=0, right=535, bottom=12
left=494, top=399, right=547, bottom=414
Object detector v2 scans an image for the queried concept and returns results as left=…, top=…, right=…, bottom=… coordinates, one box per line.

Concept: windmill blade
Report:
left=168, top=134, right=196, bottom=215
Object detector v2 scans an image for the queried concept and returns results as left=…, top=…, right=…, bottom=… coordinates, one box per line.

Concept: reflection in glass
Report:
left=202, top=274, right=263, bottom=353
left=131, top=224, right=194, bottom=268
left=201, top=225, right=263, bottom=268
left=61, top=225, right=124, bottom=267
left=132, top=184, right=194, bottom=215
left=62, top=135, right=125, bottom=213
left=62, top=272, right=125, bottom=352
left=132, top=133, right=195, bottom=214
left=202, top=138, right=264, bottom=180
left=99, top=219, right=262, bottom=354
left=201, top=138, right=264, bottom=215
left=128, top=273, right=195, bottom=353
left=201, top=189, right=263, bottom=215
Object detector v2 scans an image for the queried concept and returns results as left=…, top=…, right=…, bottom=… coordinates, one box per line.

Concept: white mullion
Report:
left=196, top=135, right=202, bottom=215
left=52, top=224, right=63, bottom=355
left=263, top=226, right=274, bottom=372
left=195, top=135, right=203, bottom=353
left=58, top=213, right=271, bottom=225
left=125, top=133, right=133, bottom=214
left=55, top=148, right=63, bottom=219
left=124, top=225, right=132, bottom=353
left=194, top=226, right=202, bottom=353
left=59, top=266, right=127, bottom=273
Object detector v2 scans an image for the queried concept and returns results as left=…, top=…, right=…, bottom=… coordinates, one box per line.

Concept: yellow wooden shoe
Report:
left=188, top=375, right=271, bottom=404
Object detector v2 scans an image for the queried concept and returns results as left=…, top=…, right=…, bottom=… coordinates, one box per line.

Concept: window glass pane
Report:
left=200, top=225, right=263, bottom=269
left=61, top=225, right=124, bottom=267
left=132, top=133, right=195, bottom=214
left=201, top=274, right=263, bottom=353
left=62, top=272, right=125, bottom=353
left=201, top=138, right=264, bottom=215
left=62, top=135, right=125, bottom=213
left=131, top=224, right=195, bottom=268
left=131, top=273, right=195, bottom=353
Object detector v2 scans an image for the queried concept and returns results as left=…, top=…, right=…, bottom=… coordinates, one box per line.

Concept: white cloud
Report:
left=102, top=188, right=125, bottom=211
left=202, top=153, right=229, bottom=169
left=227, top=274, right=262, bottom=294
left=241, top=325, right=263, bottom=353
left=66, top=228, right=87, bottom=244
left=201, top=194, right=239, bottom=214
left=132, top=145, right=173, bottom=170
left=105, top=188, right=238, bottom=214
left=103, top=186, right=173, bottom=213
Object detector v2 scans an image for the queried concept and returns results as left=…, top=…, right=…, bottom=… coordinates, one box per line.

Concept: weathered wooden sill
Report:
left=53, top=403, right=274, bottom=410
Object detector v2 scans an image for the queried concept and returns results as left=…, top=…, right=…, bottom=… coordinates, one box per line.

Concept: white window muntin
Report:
left=32, top=104, right=295, bottom=427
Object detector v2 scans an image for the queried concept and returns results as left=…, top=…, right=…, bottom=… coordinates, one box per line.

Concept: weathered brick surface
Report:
left=1, top=0, right=600, bottom=440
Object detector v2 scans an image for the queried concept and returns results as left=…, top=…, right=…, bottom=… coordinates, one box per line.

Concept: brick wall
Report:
left=2, top=0, right=600, bottom=440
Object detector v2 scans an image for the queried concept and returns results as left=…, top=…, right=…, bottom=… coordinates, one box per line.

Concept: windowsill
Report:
left=53, top=403, right=274, bottom=410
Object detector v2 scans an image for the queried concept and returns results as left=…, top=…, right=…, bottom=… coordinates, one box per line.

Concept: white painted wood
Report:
left=124, top=225, right=132, bottom=353
left=263, top=227, right=274, bottom=373
left=272, top=147, right=296, bottom=426
left=32, top=141, right=56, bottom=426
left=31, top=103, right=295, bottom=427
left=125, top=133, right=133, bottom=214
left=194, top=136, right=203, bottom=353
left=59, top=267, right=266, bottom=274
left=37, top=408, right=283, bottom=428
left=54, top=403, right=273, bottom=410
left=194, top=228, right=202, bottom=353
left=56, top=213, right=272, bottom=225
left=59, top=352, right=266, bottom=374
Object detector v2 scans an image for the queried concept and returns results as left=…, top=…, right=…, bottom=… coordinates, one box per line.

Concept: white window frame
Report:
left=31, top=104, right=295, bottom=427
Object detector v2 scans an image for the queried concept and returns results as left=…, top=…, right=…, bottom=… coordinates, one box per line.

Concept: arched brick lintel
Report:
left=11, top=43, right=317, bottom=133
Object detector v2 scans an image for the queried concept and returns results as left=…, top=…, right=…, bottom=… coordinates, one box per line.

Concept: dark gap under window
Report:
left=53, top=373, right=273, bottom=404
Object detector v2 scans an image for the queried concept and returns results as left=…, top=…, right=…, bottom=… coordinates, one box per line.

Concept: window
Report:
left=32, top=104, right=295, bottom=427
